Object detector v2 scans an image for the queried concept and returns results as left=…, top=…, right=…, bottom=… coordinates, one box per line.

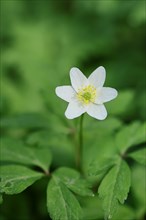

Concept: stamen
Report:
left=77, top=85, right=96, bottom=104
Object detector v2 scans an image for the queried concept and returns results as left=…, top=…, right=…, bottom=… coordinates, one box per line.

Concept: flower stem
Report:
left=76, top=114, right=84, bottom=172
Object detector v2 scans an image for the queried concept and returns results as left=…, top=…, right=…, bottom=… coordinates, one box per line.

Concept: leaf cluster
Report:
left=0, top=0, right=146, bottom=219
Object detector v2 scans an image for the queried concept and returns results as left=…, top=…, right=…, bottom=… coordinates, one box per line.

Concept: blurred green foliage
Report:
left=1, top=0, right=145, bottom=118
left=0, top=0, right=146, bottom=220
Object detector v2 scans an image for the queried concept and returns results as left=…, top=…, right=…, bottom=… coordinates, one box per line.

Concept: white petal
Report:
left=65, top=100, right=86, bottom=119
left=55, top=86, right=75, bottom=102
left=87, top=103, right=107, bottom=120
left=70, top=67, right=88, bottom=92
left=96, top=87, right=118, bottom=104
left=88, top=66, right=106, bottom=88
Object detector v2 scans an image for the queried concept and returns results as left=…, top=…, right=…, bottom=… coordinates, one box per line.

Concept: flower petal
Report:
left=65, top=101, right=86, bottom=119
left=88, top=66, right=106, bottom=88
left=87, top=103, right=107, bottom=120
left=95, top=87, right=118, bottom=104
left=70, top=67, right=88, bottom=92
left=55, top=86, right=76, bottom=102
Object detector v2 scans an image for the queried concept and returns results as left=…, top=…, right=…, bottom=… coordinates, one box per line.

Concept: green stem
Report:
left=76, top=114, right=84, bottom=171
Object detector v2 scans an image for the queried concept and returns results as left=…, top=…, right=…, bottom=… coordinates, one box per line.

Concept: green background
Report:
left=0, top=0, right=145, bottom=220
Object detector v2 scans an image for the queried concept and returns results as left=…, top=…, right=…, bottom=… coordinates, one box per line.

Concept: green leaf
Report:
left=47, top=176, right=82, bottom=220
left=0, top=165, right=43, bottom=194
left=0, top=113, right=50, bottom=129
left=82, top=133, right=117, bottom=175
left=88, top=157, right=117, bottom=176
left=1, top=137, right=52, bottom=173
left=78, top=196, right=104, bottom=220
left=54, top=167, right=94, bottom=197
left=27, top=131, right=75, bottom=167
left=0, top=194, right=3, bottom=204
left=115, top=121, right=146, bottom=154
left=131, top=164, right=146, bottom=218
left=112, top=205, right=135, bottom=220
left=85, top=117, right=122, bottom=135
left=128, top=148, right=146, bottom=166
left=98, top=159, right=131, bottom=219
left=106, top=90, right=134, bottom=116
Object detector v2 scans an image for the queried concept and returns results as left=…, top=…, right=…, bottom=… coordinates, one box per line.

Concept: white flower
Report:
left=55, top=66, right=118, bottom=120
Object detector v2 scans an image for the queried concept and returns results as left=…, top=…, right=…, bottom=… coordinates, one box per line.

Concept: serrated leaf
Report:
left=115, top=121, right=146, bottom=154
left=98, top=159, right=131, bottom=219
left=47, top=176, right=82, bottom=220
left=128, top=148, right=146, bottom=166
left=88, top=157, right=117, bottom=176
left=54, top=167, right=94, bottom=197
left=0, top=165, right=43, bottom=194
left=1, top=137, right=52, bottom=173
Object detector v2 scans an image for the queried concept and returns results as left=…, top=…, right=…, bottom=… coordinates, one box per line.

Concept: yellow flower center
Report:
left=77, top=85, right=97, bottom=104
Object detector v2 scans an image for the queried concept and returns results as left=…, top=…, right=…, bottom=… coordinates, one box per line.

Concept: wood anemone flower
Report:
left=55, top=66, right=118, bottom=120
